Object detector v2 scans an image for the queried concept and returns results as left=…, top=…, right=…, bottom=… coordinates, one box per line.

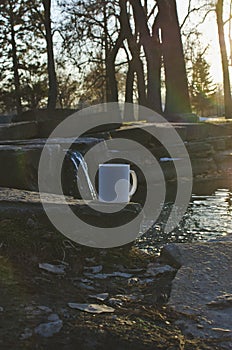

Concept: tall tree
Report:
left=0, top=0, right=25, bottom=114
left=157, top=0, right=191, bottom=118
left=42, top=0, right=57, bottom=110
left=129, top=0, right=162, bottom=113
left=216, top=0, right=232, bottom=118
left=119, top=0, right=147, bottom=108
left=190, top=51, right=216, bottom=117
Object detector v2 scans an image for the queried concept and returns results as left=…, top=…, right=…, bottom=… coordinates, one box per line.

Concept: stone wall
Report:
left=1, top=119, right=232, bottom=197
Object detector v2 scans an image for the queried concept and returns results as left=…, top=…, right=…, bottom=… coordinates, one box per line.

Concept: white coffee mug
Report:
left=98, top=164, right=137, bottom=203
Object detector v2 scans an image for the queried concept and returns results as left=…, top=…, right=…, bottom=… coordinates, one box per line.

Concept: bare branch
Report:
left=180, top=3, right=211, bottom=30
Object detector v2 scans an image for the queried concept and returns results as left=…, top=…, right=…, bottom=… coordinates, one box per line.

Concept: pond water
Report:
left=136, top=187, right=232, bottom=254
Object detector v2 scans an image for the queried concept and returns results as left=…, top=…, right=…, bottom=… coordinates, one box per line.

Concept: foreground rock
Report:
left=161, top=242, right=232, bottom=349
left=0, top=187, right=142, bottom=248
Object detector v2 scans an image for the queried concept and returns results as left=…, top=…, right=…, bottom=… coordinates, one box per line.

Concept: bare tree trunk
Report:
left=130, top=0, right=162, bottom=114
left=124, top=60, right=135, bottom=121
left=105, top=33, right=125, bottom=103
left=229, top=0, right=232, bottom=66
left=105, top=56, right=119, bottom=102
left=216, top=0, right=232, bottom=118
left=103, top=0, right=122, bottom=103
left=119, top=0, right=147, bottom=110
left=42, top=0, right=57, bottom=110
left=125, top=60, right=134, bottom=104
left=9, top=1, right=22, bottom=115
left=157, top=0, right=191, bottom=118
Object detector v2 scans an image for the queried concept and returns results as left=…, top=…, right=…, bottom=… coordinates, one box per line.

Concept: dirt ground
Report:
left=0, top=218, right=225, bottom=349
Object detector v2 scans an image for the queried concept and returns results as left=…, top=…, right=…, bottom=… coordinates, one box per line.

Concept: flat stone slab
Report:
left=161, top=242, right=232, bottom=347
left=0, top=188, right=142, bottom=248
left=0, top=122, right=38, bottom=140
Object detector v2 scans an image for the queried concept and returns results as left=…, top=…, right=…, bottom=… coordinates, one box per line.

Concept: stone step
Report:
left=0, top=187, right=142, bottom=248
left=0, top=122, right=38, bottom=140
left=0, top=137, right=109, bottom=195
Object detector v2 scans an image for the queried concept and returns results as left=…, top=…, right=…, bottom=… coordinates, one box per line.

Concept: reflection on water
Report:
left=137, top=188, right=232, bottom=254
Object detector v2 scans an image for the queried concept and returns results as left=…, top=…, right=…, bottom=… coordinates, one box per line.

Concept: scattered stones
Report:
left=24, top=305, right=53, bottom=317
left=34, top=320, right=63, bottom=338
left=74, top=277, right=97, bottom=290
left=127, top=277, right=155, bottom=286
left=39, top=263, right=66, bottom=274
left=68, top=303, right=115, bottom=314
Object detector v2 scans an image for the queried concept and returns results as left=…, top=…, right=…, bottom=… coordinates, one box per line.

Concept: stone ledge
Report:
left=160, top=242, right=232, bottom=346
left=0, top=187, right=142, bottom=248
left=0, top=122, right=38, bottom=140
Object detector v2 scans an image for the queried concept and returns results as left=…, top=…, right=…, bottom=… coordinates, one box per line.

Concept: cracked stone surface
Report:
left=161, top=242, right=232, bottom=348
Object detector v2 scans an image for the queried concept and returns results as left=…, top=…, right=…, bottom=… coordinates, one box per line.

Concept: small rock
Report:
left=47, top=313, right=60, bottom=321
left=112, top=272, right=133, bottom=278
left=211, top=328, right=232, bottom=333
left=25, top=305, right=53, bottom=316
left=0, top=306, right=3, bottom=312
left=78, top=282, right=95, bottom=291
left=68, top=303, right=114, bottom=314
left=80, top=278, right=92, bottom=283
left=89, top=293, right=109, bottom=301
left=127, top=277, right=154, bottom=286
left=37, top=305, right=53, bottom=313
left=197, top=324, right=204, bottom=329
left=115, top=294, right=143, bottom=302
left=84, top=272, right=132, bottom=279
left=146, top=263, right=176, bottom=277
left=108, top=298, right=123, bottom=307
left=85, top=257, right=96, bottom=263
left=127, top=277, right=141, bottom=286
left=26, top=217, right=38, bottom=229
left=25, top=306, right=41, bottom=316
left=20, top=328, right=33, bottom=340
left=34, top=320, right=63, bottom=337
left=140, top=278, right=155, bottom=284
left=59, top=308, right=70, bottom=319
left=39, top=263, right=66, bottom=274
left=207, top=294, right=232, bottom=309
left=84, top=265, right=103, bottom=274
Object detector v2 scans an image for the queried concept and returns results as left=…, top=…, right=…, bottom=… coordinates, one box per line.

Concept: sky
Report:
left=176, top=0, right=224, bottom=85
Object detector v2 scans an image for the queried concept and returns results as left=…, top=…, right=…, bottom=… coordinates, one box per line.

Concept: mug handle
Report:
left=129, top=170, right=138, bottom=197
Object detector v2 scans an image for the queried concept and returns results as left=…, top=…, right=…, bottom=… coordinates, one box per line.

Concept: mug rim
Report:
left=99, top=163, right=130, bottom=167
